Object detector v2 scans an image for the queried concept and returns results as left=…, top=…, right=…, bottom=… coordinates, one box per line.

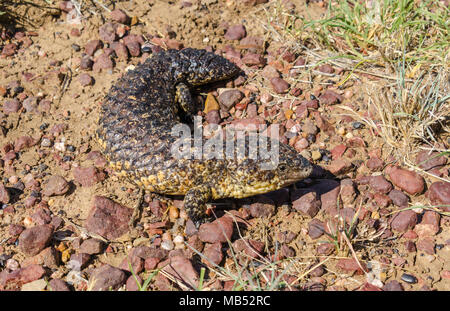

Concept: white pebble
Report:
left=161, top=240, right=174, bottom=251
left=173, top=235, right=184, bottom=244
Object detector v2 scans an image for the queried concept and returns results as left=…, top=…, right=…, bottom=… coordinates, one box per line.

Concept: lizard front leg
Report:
left=175, top=82, right=197, bottom=120
left=184, top=185, right=214, bottom=228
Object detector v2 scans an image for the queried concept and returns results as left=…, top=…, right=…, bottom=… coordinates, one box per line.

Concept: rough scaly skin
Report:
left=97, top=48, right=313, bottom=227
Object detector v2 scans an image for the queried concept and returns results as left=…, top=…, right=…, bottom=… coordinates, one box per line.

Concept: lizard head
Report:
left=226, top=139, right=313, bottom=198
left=176, top=48, right=242, bottom=86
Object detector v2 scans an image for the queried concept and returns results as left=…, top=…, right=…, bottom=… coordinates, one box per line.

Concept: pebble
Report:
left=426, top=182, right=450, bottom=210
left=336, top=258, right=366, bottom=275
left=98, top=22, right=117, bottom=43
left=93, top=54, right=114, bottom=72
left=41, top=175, right=70, bottom=196
left=161, top=240, right=175, bottom=251
left=248, top=199, right=276, bottom=218
left=80, top=56, right=94, bottom=70
left=73, top=166, right=105, bottom=187
left=369, top=175, right=393, bottom=194
left=401, top=273, right=417, bottom=284
left=79, top=239, right=105, bottom=254
left=0, top=183, right=10, bottom=204
left=318, top=64, right=334, bottom=74
left=110, top=9, right=130, bottom=24
left=85, top=40, right=103, bottom=56
left=241, top=53, right=265, bottom=66
left=416, top=237, right=435, bottom=255
left=218, top=89, right=244, bottom=110
left=386, top=166, right=425, bottom=195
left=88, top=264, right=127, bottom=291
left=292, top=191, right=321, bottom=217
left=224, top=25, right=246, bottom=40
left=366, top=156, right=384, bottom=171
left=162, top=256, right=199, bottom=288
left=232, top=239, right=264, bottom=259
left=391, top=210, right=418, bottom=232
left=415, top=150, right=447, bottom=170
left=21, top=278, right=47, bottom=291
left=47, top=278, right=71, bottom=291
left=270, top=77, right=290, bottom=94
left=318, top=89, right=343, bottom=105
left=202, top=242, right=223, bottom=266
left=308, top=219, right=325, bottom=239
left=311, top=150, right=322, bottom=161
left=198, top=216, right=234, bottom=243
left=388, top=189, right=409, bottom=208
left=3, top=99, right=22, bottom=114
left=85, top=196, right=133, bottom=240
left=18, top=225, right=54, bottom=256
left=415, top=211, right=440, bottom=237
left=78, top=73, right=94, bottom=86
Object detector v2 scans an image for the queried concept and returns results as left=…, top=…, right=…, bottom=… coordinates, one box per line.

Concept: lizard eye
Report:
left=278, top=163, right=287, bottom=172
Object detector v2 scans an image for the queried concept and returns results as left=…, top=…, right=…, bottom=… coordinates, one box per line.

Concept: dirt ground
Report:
left=0, top=0, right=448, bottom=291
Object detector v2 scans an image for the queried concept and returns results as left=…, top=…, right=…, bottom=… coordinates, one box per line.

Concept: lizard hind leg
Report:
left=184, top=185, right=214, bottom=228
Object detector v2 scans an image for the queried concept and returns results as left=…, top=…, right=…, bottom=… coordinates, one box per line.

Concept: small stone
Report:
left=369, top=175, right=393, bottom=194
left=93, top=54, right=114, bottom=72
left=21, top=278, right=47, bottom=291
left=85, top=196, right=133, bottom=240
left=85, top=40, right=103, bottom=56
left=88, top=264, right=127, bottom=291
left=416, top=150, right=447, bottom=170
left=426, top=182, right=450, bottom=211
left=308, top=219, right=325, bottom=239
left=218, top=89, right=244, bottom=110
left=19, top=225, right=53, bottom=256
left=318, top=64, right=334, bottom=74
left=416, top=237, right=435, bottom=255
left=73, top=166, right=105, bottom=187
left=241, top=53, right=265, bottom=66
left=224, top=25, right=246, bottom=40
left=48, top=279, right=71, bottom=291
left=331, top=144, right=347, bottom=159
left=249, top=199, right=276, bottom=218
left=366, top=157, right=384, bottom=171
left=78, top=73, right=94, bottom=86
left=162, top=255, right=199, bottom=288
left=386, top=166, right=425, bottom=195
left=292, top=191, right=321, bottom=217
left=99, top=22, right=117, bottom=43
left=1, top=43, right=17, bottom=56
left=126, top=275, right=141, bottom=291
left=391, top=210, right=418, bottom=232
left=14, top=136, right=38, bottom=152
left=41, top=175, right=70, bottom=196
left=232, top=239, right=264, bottom=259
left=388, top=189, right=409, bottom=208
left=336, top=258, right=366, bottom=275
left=270, top=77, right=290, bottom=94
left=3, top=99, right=22, bottom=114
left=79, top=239, right=105, bottom=254
left=203, top=93, right=220, bottom=113
left=319, top=90, right=343, bottom=105
left=198, top=217, right=234, bottom=243
left=0, top=183, right=10, bottom=204
left=110, top=9, right=130, bottom=24
left=205, top=109, right=220, bottom=125
left=202, top=242, right=223, bottom=266
left=405, top=240, right=416, bottom=252
left=80, top=56, right=94, bottom=70
left=68, top=253, right=91, bottom=270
